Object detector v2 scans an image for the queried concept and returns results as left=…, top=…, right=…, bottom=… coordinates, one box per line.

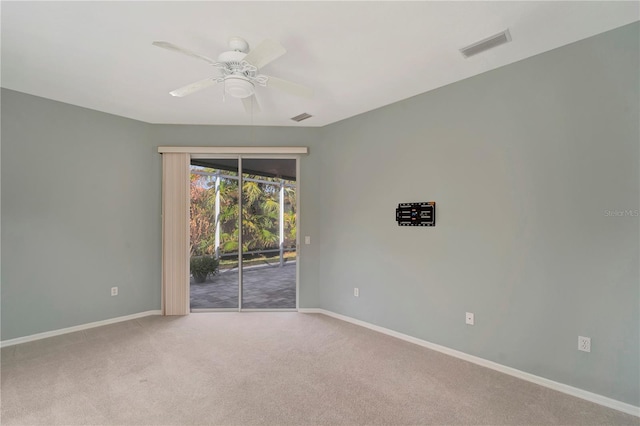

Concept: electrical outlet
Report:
left=578, top=336, right=591, bottom=352
left=304, top=236, right=311, bottom=245
left=354, top=288, right=359, bottom=297
left=465, top=312, right=474, bottom=325
left=111, top=287, right=118, bottom=297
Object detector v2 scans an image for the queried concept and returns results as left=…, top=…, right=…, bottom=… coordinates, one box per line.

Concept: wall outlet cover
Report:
left=465, top=312, right=474, bottom=325
left=578, top=336, right=591, bottom=352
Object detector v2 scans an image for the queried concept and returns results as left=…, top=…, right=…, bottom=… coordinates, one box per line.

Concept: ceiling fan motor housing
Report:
left=217, top=50, right=247, bottom=63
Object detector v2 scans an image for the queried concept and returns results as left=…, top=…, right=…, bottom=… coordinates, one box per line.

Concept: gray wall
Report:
left=1, top=91, right=322, bottom=340
left=2, top=91, right=160, bottom=338
left=1, top=22, right=638, bottom=406
left=317, top=23, right=639, bottom=405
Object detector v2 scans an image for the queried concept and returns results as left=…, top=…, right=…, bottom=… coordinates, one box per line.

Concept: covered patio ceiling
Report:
left=191, top=158, right=296, bottom=181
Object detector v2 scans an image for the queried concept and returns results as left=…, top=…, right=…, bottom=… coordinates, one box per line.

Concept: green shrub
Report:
left=190, top=256, right=219, bottom=283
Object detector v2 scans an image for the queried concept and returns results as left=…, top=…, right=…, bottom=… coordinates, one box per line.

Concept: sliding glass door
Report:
left=189, top=156, right=298, bottom=311
left=241, top=159, right=297, bottom=309
left=189, top=158, right=240, bottom=310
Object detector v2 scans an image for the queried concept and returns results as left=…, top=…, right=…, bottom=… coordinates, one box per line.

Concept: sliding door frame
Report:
left=169, top=147, right=304, bottom=313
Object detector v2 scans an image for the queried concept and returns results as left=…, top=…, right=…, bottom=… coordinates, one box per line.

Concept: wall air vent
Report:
left=291, top=113, right=313, bottom=122
left=460, top=29, right=512, bottom=58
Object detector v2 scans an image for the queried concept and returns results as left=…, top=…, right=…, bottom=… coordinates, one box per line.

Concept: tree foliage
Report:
left=190, top=168, right=296, bottom=257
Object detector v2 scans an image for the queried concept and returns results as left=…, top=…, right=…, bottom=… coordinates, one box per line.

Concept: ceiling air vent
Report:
left=460, top=29, right=512, bottom=58
left=291, top=113, right=312, bottom=122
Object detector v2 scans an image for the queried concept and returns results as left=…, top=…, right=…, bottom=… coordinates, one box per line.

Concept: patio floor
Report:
left=190, top=262, right=296, bottom=310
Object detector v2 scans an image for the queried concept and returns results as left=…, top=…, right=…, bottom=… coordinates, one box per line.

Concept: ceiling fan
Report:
left=152, top=37, right=313, bottom=113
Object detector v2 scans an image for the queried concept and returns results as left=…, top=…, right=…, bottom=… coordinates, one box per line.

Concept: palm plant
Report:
left=190, top=167, right=296, bottom=260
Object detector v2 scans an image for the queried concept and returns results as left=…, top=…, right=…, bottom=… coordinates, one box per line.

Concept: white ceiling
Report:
left=2, top=1, right=638, bottom=127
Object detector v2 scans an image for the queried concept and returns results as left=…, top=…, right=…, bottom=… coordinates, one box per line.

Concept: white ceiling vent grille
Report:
left=291, top=113, right=312, bottom=122
left=460, top=29, right=512, bottom=58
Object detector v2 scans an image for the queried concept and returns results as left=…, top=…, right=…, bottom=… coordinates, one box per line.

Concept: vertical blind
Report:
left=161, top=153, right=190, bottom=315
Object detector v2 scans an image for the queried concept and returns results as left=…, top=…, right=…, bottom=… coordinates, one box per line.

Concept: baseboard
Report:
left=301, top=308, right=640, bottom=418
left=0, top=310, right=162, bottom=348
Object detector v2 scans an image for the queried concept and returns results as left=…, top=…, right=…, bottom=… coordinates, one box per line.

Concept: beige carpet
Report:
left=1, top=313, right=638, bottom=425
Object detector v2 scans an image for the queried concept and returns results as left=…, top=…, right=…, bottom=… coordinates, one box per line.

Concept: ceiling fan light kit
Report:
left=224, top=77, right=254, bottom=99
left=153, top=36, right=313, bottom=113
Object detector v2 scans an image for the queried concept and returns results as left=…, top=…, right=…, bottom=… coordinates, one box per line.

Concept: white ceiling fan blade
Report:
left=266, top=76, right=313, bottom=98
left=152, top=41, right=217, bottom=66
left=243, top=39, right=286, bottom=69
left=241, top=95, right=261, bottom=114
left=169, top=77, right=218, bottom=97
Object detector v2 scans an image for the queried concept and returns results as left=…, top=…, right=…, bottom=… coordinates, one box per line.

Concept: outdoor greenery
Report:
left=190, top=167, right=296, bottom=261
left=190, top=256, right=220, bottom=283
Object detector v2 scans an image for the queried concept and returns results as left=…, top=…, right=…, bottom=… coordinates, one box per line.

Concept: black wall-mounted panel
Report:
left=396, top=202, right=436, bottom=226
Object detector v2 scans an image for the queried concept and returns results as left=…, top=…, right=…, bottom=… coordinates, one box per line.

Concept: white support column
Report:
left=238, top=157, right=243, bottom=311
left=279, top=181, right=285, bottom=268
left=214, top=173, right=221, bottom=259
